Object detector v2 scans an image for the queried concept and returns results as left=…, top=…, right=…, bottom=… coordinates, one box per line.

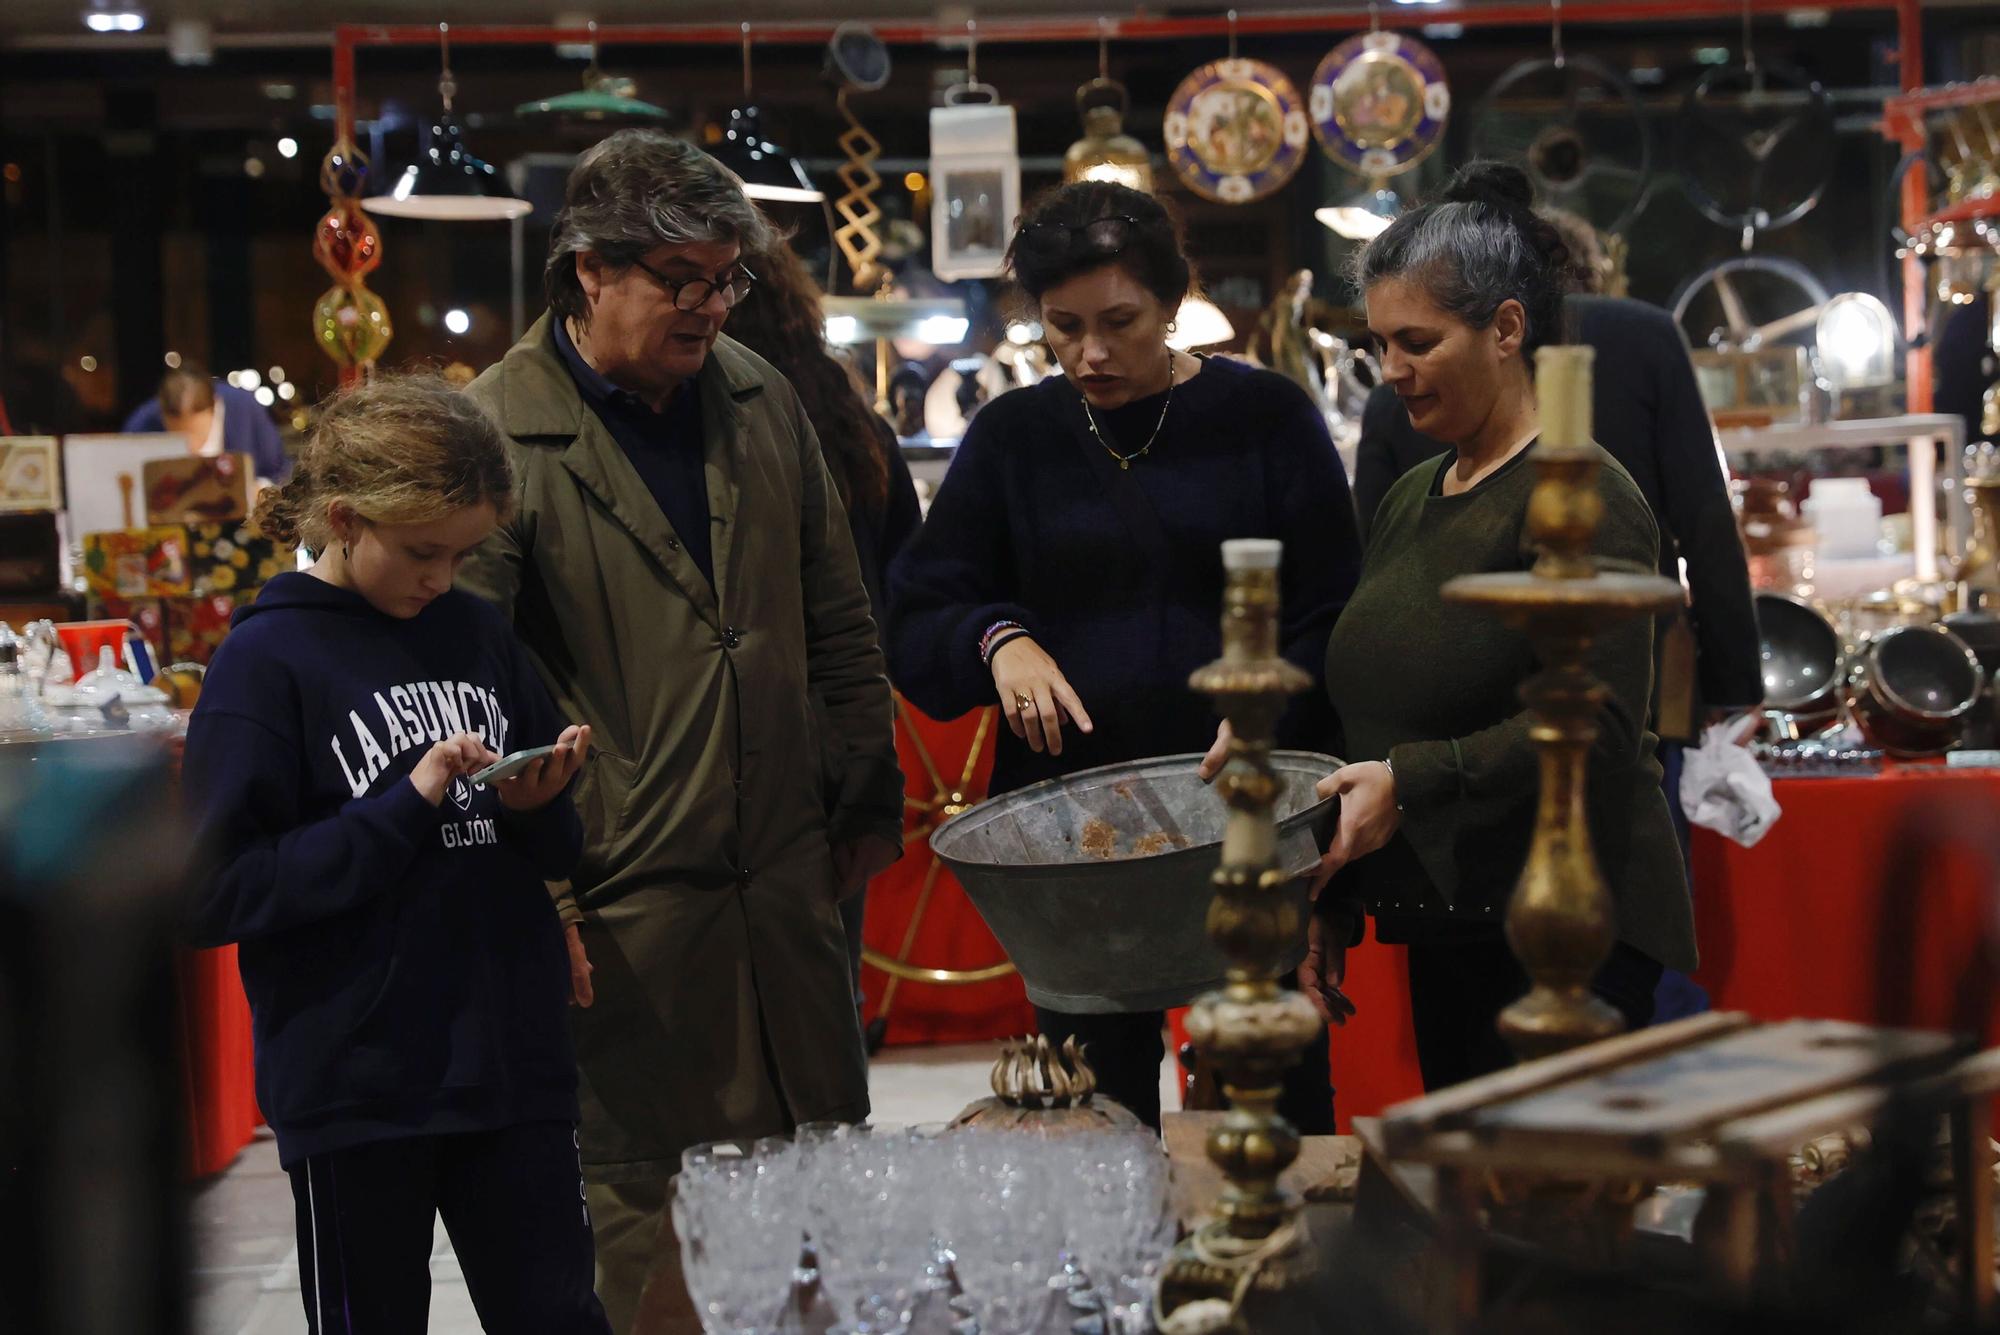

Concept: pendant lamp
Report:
left=1316, top=180, right=1402, bottom=240
left=1063, top=27, right=1152, bottom=192
left=1169, top=297, right=1236, bottom=350
left=367, top=24, right=532, bottom=222
left=516, top=20, right=670, bottom=123
left=712, top=26, right=823, bottom=204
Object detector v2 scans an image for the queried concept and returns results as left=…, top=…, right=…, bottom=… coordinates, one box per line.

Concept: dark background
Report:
left=0, top=6, right=1995, bottom=436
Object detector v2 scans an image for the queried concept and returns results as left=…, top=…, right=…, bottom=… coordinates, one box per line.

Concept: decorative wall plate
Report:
left=1309, top=31, right=1450, bottom=178
left=1164, top=58, right=1311, bottom=203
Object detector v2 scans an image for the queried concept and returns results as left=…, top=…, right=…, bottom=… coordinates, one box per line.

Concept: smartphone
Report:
left=472, top=744, right=560, bottom=787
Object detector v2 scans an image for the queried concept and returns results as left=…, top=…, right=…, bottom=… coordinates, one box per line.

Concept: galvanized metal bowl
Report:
left=930, top=750, right=1342, bottom=1014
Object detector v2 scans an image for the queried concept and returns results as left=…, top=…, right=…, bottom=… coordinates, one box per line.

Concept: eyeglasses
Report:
left=1014, top=215, right=1140, bottom=258
left=631, top=257, right=758, bottom=311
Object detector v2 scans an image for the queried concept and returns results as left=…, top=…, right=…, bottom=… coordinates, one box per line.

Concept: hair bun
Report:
left=1441, top=161, right=1536, bottom=214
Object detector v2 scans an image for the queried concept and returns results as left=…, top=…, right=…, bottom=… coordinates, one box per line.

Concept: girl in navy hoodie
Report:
left=183, top=375, right=610, bottom=1334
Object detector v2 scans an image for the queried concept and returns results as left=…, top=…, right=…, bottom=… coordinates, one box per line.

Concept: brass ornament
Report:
left=951, top=1034, right=1144, bottom=1134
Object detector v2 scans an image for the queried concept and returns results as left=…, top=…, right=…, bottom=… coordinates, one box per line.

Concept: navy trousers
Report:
left=286, top=1121, right=610, bottom=1335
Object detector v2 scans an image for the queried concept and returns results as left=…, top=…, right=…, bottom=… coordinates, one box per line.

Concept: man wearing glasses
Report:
left=461, top=129, right=901, bottom=1334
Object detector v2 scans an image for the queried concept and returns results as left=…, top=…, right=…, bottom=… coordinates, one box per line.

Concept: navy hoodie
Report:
left=183, top=572, right=582, bottom=1167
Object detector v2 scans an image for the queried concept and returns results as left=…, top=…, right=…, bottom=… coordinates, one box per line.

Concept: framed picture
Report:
left=80, top=525, right=191, bottom=599
left=930, top=102, right=1019, bottom=282
left=144, top=452, right=255, bottom=526
left=0, top=437, right=62, bottom=512
left=60, top=433, right=186, bottom=536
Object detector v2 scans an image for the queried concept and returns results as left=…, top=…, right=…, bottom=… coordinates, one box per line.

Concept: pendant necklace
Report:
left=1082, top=349, right=1176, bottom=470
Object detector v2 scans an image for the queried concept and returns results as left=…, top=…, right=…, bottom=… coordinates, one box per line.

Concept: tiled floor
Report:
left=190, top=1041, right=1180, bottom=1334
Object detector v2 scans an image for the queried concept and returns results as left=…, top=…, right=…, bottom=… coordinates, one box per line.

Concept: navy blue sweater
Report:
left=183, top=573, right=582, bottom=1167
left=887, top=357, right=1362, bottom=795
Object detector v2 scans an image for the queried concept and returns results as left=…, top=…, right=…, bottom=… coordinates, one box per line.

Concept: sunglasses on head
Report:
left=1014, top=215, right=1141, bottom=258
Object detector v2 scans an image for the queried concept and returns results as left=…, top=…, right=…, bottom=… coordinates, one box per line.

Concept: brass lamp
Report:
left=1065, top=78, right=1153, bottom=191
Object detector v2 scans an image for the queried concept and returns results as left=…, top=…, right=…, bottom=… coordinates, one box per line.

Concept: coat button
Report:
left=723, top=626, right=742, bottom=649
left=666, top=537, right=681, bottom=551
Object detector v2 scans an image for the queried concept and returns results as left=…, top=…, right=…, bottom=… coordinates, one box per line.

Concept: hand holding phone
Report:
left=490, top=725, right=592, bottom=814
left=472, top=745, right=559, bottom=787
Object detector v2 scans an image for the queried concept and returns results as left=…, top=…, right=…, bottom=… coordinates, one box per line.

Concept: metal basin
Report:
left=930, top=751, right=1341, bottom=1014
left=1756, top=592, right=1844, bottom=737
left=1756, top=593, right=1844, bottom=714
left=1850, top=625, right=1985, bottom=757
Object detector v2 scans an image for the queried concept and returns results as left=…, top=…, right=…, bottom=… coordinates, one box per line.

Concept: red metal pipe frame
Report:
left=1893, top=0, right=1928, bottom=415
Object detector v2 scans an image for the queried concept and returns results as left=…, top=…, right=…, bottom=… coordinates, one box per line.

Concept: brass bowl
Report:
left=1849, top=625, right=1985, bottom=758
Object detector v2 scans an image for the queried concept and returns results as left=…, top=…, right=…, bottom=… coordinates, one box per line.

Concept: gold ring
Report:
left=1014, top=692, right=1033, bottom=712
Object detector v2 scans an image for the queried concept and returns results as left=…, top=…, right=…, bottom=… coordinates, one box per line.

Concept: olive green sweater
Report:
left=1322, top=443, right=1697, bottom=972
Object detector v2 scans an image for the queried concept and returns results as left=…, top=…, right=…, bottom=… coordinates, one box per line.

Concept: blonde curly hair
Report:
left=253, top=373, right=514, bottom=555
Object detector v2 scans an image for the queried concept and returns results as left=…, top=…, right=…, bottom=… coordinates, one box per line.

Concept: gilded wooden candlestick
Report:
left=1155, top=539, right=1326, bottom=1334
left=1955, top=476, right=2000, bottom=610
left=1442, top=346, right=1683, bottom=1062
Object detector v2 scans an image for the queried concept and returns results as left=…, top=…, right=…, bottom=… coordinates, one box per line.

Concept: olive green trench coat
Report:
left=459, top=316, right=902, bottom=1183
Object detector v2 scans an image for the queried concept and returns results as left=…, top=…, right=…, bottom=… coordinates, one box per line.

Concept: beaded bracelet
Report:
left=979, top=619, right=1027, bottom=666
left=983, top=629, right=1031, bottom=668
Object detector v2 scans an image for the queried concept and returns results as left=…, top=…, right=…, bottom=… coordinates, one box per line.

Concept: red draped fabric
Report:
left=176, top=944, right=261, bottom=1177
left=1180, top=767, right=2000, bottom=1131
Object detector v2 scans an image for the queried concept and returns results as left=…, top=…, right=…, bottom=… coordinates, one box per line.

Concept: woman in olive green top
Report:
left=1305, top=163, right=1696, bottom=1091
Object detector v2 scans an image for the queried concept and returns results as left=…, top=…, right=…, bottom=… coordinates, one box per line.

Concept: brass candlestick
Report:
left=1442, top=346, right=1683, bottom=1062
left=1954, top=476, right=2000, bottom=610
left=1156, top=539, right=1326, bottom=1334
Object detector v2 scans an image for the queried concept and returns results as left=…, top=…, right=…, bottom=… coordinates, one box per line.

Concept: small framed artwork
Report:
left=81, top=525, right=192, bottom=599
left=144, top=452, right=255, bottom=526
left=0, top=437, right=62, bottom=512
left=60, top=433, right=187, bottom=535
left=930, top=101, right=1019, bottom=283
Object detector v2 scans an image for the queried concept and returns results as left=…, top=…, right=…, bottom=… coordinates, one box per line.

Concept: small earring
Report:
left=341, top=542, right=351, bottom=561
left=1166, top=320, right=1179, bottom=334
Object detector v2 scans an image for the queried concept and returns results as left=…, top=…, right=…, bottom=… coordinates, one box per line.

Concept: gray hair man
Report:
left=459, top=129, right=903, bottom=1334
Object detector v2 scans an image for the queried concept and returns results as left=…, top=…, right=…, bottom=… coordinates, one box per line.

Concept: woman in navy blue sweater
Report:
left=886, top=183, right=1363, bottom=1129
left=183, top=375, right=609, bottom=1334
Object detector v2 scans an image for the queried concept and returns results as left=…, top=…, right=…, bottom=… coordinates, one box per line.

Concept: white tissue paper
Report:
left=1679, top=714, right=1781, bottom=847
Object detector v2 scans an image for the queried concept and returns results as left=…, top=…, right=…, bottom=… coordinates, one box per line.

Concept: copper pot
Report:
left=1848, top=625, right=1986, bottom=758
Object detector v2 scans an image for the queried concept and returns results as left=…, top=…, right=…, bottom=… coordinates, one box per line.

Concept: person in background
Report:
left=182, top=374, right=605, bottom=1333
left=887, top=180, right=1361, bottom=1131
left=1351, top=205, right=1759, bottom=1023
left=458, top=129, right=901, bottom=1335
left=1310, top=162, right=1695, bottom=1091
left=123, top=362, right=292, bottom=483
left=723, top=239, right=922, bottom=1038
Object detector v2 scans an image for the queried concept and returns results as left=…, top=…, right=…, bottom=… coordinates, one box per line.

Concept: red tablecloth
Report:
left=1298, top=766, right=2000, bottom=1131
left=176, top=943, right=260, bottom=1177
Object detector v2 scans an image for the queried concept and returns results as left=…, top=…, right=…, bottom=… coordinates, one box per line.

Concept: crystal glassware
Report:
left=806, top=1128, right=934, bottom=1335
left=674, top=1137, right=807, bottom=1335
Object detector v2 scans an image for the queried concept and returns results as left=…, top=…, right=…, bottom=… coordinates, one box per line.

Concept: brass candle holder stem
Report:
left=1156, top=540, right=1324, bottom=1333
left=1954, top=476, right=2000, bottom=611
left=1443, top=346, right=1683, bottom=1063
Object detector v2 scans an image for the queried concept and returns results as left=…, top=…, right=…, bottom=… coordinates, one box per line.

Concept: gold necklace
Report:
left=1081, top=350, right=1177, bottom=471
